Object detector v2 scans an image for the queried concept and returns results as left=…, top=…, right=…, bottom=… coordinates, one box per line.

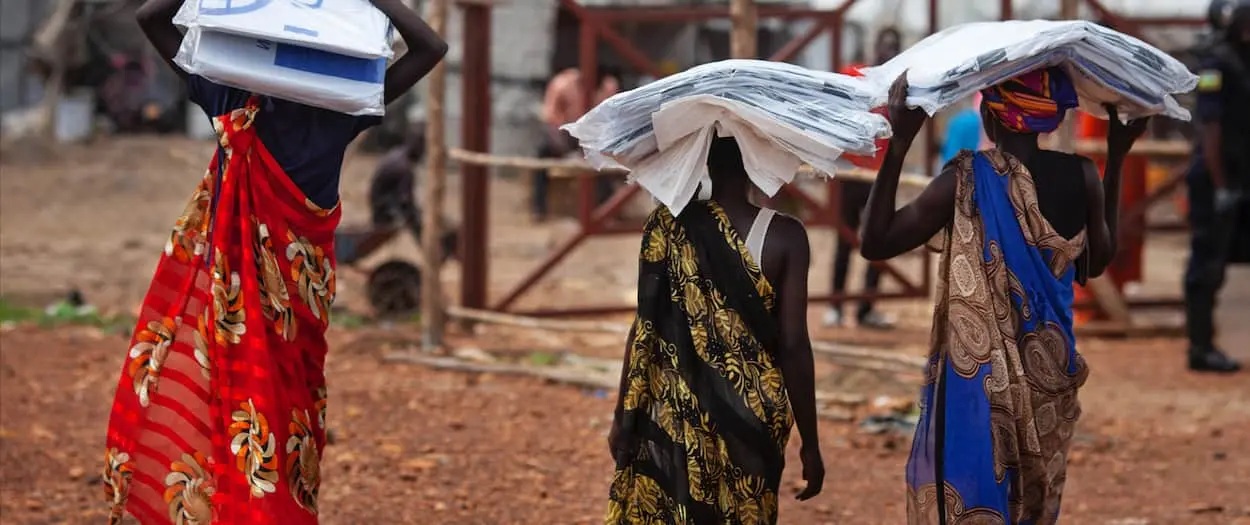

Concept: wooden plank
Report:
left=1075, top=320, right=1184, bottom=339
left=445, top=306, right=926, bottom=372
left=1073, top=139, right=1191, bottom=158
left=447, top=305, right=631, bottom=334
left=1084, top=275, right=1132, bottom=324
left=382, top=350, right=864, bottom=422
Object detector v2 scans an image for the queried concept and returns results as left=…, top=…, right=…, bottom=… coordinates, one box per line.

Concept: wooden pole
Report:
left=459, top=1, right=493, bottom=311
left=730, top=0, right=758, bottom=59
left=1055, top=0, right=1079, bottom=154
left=32, top=0, right=78, bottom=143
left=421, top=0, right=449, bottom=352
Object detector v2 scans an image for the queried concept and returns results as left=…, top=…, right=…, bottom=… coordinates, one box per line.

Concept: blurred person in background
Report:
left=863, top=67, right=1148, bottom=523
left=371, top=123, right=428, bottom=232
left=369, top=124, right=459, bottom=259
left=1182, top=0, right=1250, bottom=373
left=825, top=27, right=903, bottom=329
left=101, top=0, right=447, bottom=523
left=606, top=136, right=824, bottom=523
left=534, top=66, right=621, bottom=222
left=938, top=92, right=986, bottom=167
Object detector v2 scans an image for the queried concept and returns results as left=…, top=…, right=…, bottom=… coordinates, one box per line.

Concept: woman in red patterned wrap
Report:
left=102, top=1, right=447, bottom=523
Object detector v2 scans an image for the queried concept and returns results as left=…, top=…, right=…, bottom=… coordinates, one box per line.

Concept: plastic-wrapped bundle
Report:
left=563, top=59, right=891, bottom=215
left=175, top=27, right=387, bottom=116
left=174, top=0, right=393, bottom=60
left=861, top=20, right=1198, bottom=120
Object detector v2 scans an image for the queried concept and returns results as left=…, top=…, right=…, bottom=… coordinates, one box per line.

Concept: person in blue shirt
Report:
left=939, top=94, right=985, bottom=166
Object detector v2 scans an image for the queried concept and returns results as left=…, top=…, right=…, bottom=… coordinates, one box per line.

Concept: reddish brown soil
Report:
left=2, top=137, right=1249, bottom=524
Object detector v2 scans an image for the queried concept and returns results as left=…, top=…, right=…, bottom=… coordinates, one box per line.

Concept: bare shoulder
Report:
left=768, top=213, right=810, bottom=254
left=1076, top=154, right=1101, bottom=187
left=553, top=69, right=579, bottom=87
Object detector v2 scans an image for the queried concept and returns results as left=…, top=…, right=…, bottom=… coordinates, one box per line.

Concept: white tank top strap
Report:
left=745, top=208, right=777, bottom=269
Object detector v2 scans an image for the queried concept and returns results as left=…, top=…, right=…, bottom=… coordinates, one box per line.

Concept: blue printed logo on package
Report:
left=257, top=39, right=386, bottom=84
left=198, top=0, right=328, bottom=38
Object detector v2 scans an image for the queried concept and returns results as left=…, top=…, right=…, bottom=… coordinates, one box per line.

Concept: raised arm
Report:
left=135, top=0, right=186, bottom=79
left=1195, top=59, right=1228, bottom=191
left=1080, top=159, right=1113, bottom=278
left=859, top=73, right=957, bottom=261
left=1085, top=105, right=1149, bottom=277
left=371, top=0, right=449, bottom=105
left=771, top=217, right=824, bottom=501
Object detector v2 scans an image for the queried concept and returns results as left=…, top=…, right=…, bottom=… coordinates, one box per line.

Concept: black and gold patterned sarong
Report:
left=606, top=201, right=793, bottom=525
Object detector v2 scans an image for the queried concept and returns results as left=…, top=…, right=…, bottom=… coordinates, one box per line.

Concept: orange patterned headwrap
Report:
left=980, top=67, right=1080, bottom=134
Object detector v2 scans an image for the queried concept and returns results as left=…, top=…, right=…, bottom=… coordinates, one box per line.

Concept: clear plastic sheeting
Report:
left=175, top=27, right=387, bottom=116
left=563, top=60, right=891, bottom=216
left=861, top=20, right=1198, bottom=121
left=174, top=0, right=393, bottom=60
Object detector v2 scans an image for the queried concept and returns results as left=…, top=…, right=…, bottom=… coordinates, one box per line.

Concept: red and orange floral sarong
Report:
left=104, top=97, right=338, bottom=524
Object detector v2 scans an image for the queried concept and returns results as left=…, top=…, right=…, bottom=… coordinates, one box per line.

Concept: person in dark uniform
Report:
left=1183, top=0, right=1250, bottom=373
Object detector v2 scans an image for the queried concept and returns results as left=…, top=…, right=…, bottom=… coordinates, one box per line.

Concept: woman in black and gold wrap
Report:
left=605, top=137, right=825, bottom=524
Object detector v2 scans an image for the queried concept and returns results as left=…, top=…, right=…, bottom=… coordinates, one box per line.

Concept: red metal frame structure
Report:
left=457, top=0, right=1204, bottom=317
left=460, top=0, right=930, bottom=317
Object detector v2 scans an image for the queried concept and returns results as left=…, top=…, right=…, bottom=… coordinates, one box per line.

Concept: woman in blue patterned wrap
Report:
left=859, top=68, right=1149, bottom=524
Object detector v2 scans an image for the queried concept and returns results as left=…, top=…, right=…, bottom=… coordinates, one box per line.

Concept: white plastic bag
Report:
left=175, top=27, right=386, bottom=116
left=563, top=60, right=891, bottom=216
left=174, top=0, right=393, bottom=60
left=861, top=20, right=1198, bottom=120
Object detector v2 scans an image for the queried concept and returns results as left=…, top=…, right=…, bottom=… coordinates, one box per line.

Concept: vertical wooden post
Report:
left=921, top=0, right=939, bottom=176
left=829, top=13, right=843, bottom=72
left=730, top=0, right=758, bottom=59
left=32, top=0, right=78, bottom=143
left=576, top=22, right=599, bottom=228
left=459, top=0, right=493, bottom=311
left=421, top=0, right=449, bottom=351
left=1055, top=0, right=1079, bottom=154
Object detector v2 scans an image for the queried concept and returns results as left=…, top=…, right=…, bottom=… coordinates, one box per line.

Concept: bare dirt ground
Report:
left=2, top=136, right=1249, bottom=524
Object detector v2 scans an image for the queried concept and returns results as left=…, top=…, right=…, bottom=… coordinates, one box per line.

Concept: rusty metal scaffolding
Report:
left=453, top=0, right=1205, bottom=317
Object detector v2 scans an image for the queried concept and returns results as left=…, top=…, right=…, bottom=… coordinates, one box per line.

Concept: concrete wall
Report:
left=415, top=0, right=558, bottom=158
left=420, top=1, right=713, bottom=159
left=0, top=0, right=50, bottom=113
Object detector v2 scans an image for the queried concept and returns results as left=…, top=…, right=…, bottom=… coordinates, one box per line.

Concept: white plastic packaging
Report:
left=563, top=59, right=891, bottom=216
left=175, top=27, right=386, bottom=116
left=174, top=0, right=393, bottom=60
left=861, top=20, right=1198, bottom=121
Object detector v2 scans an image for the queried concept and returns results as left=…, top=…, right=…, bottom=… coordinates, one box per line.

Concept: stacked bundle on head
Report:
left=173, top=0, right=394, bottom=116
left=861, top=20, right=1198, bottom=121
left=563, top=60, right=892, bottom=216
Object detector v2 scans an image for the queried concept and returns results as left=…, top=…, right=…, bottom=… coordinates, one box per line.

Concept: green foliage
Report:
left=0, top=297, right=134, bottom=335
left=527, top=351, right=562, bottom=367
